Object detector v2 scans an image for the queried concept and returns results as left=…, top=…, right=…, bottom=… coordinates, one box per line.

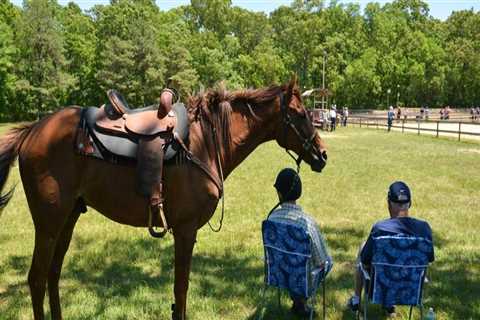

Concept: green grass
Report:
left=0, top=126, right=479, bottom=319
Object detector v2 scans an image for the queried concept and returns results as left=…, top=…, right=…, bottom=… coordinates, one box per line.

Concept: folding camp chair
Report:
left=258, top=220, right=332, bottom=320
left=359, top=235, right=433, bottom=320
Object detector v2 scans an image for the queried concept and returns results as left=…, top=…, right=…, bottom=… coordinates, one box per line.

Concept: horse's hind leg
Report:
left=48, top=204, right=82, bottom=320
left=27, top=199, right=74, bottom=319
left=28, top=223, right=64, bottom=320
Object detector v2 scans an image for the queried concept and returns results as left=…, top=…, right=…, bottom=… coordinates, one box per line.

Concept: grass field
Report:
left=0, top=125, right=479, bottom=319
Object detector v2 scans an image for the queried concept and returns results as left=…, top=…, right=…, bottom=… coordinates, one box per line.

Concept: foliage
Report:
left=0, top=0, right=480, bottom=119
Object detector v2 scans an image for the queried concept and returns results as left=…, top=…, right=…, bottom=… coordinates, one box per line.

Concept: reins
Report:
left=207, top=125, right=225, bottom=232
left=174, top=107, right=226, bottom=233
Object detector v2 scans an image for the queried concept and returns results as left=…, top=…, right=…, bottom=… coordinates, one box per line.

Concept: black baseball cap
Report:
left=388, top=181, right=411, bottom=204
left=274, top=168, right=302, bottom=201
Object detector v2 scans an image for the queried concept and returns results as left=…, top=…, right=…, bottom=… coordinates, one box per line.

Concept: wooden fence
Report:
left=347, top=116, right=480, bottom=141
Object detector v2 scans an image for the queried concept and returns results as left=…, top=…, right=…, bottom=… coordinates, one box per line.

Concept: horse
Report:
left=0, top=77, right=327, bottom=320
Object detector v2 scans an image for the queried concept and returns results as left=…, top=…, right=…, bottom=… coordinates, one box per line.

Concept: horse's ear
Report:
left=286, top=73, right=299, bottom=103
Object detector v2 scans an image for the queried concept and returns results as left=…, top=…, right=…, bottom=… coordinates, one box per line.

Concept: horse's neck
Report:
left=187, top=101, right=278, bottom=180
left=222, top=104, right=278, bottom=178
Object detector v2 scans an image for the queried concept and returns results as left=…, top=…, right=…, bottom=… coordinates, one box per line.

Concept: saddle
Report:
left=98, top=89, right=176, bottom=137
left=77, top=89, right=189, bottom=238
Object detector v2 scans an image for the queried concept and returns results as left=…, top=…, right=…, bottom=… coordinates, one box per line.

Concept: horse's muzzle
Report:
left=310, top=150, right=327, bottom=172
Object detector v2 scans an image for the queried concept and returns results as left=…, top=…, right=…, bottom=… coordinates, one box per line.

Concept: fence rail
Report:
left=348, top=116, right=480, bottom=141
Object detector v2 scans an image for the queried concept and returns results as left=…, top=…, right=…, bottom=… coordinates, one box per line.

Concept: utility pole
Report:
left=387, top=88, right=391, bottom=108
left=322, top=50, right=327, bottom=109
left=396, top=84, right=400, bottom=107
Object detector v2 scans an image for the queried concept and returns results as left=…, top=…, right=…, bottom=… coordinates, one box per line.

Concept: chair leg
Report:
left=277, top=288, right=281, bottom=308
left=256, top=285, right=268, bottom=320
left=356, top=293, right=361, bottom=320
left=310, top=294, right=315, bottom=320
left=409, top=305, right=413, bottom=320
left=322, top=280, right=326, bottom=320
left=363, top=289, right=368, bottom=320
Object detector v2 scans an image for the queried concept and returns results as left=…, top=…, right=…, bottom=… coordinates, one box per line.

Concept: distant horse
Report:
left=0, top=77, right=327, bottom=320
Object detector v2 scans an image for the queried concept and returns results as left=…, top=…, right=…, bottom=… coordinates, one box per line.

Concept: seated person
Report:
left=268, top=168, right=332, bottom=318
left=348, top=181, right=434, bottom=316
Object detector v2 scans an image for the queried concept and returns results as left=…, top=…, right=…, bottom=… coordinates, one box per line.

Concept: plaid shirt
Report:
left=268, top=203, right=331, bottom=270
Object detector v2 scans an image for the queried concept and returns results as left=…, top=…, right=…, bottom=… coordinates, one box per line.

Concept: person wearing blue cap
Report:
left=348, top=181, right=435, bottom=316
left=268, top=168, right=332, bottom=318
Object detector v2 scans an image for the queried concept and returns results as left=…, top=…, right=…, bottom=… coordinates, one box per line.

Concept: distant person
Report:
left=471, top=107, right=476, bottom=121
left=420, top=106, right=425, bottom=119
left=440, top=107, right=445, bottom=120
left=387, top=106, right=395, bottom=132
left=330, top=106, right=337, bottom=131
left=343, top=107, right=349, bottom=127
left=396, top=106, right=402, bottom=120
left=444, top=106, right=450, bottom=120
left=476, top=107, right=480, bottom=121
left=348, top=181, right=435, bottom=317
left=268, top=168, right=332, bottom=318
left=322, top=109, right=329, bottom=131
left=425, top=106, right=430, bottom=120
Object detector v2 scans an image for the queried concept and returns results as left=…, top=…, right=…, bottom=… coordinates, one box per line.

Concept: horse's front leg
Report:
left=172, top=225, right=197, bottom=320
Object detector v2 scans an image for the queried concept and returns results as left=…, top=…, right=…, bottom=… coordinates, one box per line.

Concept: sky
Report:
left=9, top=0, right=480, bottom=21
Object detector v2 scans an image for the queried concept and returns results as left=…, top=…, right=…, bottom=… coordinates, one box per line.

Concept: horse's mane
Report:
left=187, top=83, right=300, bottom=162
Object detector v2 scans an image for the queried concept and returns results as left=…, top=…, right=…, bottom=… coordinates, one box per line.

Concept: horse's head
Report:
left=275, top=76, right=327, bottom=172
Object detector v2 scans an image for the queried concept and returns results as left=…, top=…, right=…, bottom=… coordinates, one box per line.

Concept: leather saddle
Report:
left=97, top=89, right=176, bottom=138
left=81, top=98, right=188, bottom=162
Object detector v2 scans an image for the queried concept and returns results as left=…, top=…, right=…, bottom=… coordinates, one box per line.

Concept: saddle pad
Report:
left=84, top=103, right=189, bottom=161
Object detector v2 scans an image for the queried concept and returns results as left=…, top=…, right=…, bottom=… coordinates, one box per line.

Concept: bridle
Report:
left=279, top=92, right=318, bottom=172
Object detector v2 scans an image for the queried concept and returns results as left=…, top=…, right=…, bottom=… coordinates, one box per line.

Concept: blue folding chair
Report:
left=258, top=220, right=332, bottom=320
left=359, top=235, right=433, bottom=320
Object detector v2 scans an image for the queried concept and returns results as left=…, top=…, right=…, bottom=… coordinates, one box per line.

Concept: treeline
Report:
left=0, top=0, right=479, bottom=120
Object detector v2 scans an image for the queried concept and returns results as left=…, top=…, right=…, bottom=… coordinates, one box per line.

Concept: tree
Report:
left=0, top=21, right=16, bottom=118
left=60, top=3, right=97, bottom=106
left=15, top=0, right=75, bottom=117
left=94, top=0, right=165, bottom=107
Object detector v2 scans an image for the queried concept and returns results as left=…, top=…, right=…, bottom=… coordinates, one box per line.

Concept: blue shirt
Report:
left=387, top=111, right=395, bottom=120
left=360, top=217, right=434, bottom=265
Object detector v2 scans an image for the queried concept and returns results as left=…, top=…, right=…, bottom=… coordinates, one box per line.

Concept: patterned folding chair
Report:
left=359, top=235, right=433, bottom=320
left=258, top=220, right=332, bottom=320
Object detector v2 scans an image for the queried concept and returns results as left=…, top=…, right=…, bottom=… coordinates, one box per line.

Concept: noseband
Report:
left=279, top=92, right=317, bottom=172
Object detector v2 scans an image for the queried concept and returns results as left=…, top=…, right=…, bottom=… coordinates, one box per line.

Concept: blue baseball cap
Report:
left=388, top=181, right=411, bottom=204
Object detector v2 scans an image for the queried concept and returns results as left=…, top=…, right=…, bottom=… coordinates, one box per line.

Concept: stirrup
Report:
left=148, top=204, right=169, bottom=238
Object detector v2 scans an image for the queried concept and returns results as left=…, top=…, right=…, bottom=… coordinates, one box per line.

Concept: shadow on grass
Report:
left=0, top=229, right=478, bottom=319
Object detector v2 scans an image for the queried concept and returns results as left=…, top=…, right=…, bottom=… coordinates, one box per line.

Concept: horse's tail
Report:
left=0, top=122, right=36, bottom=210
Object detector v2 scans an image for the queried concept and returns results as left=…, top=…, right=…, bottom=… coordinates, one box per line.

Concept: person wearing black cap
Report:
left=268, top=168, right=332, bottom=318
left=348, top=181, right=434, bottom=316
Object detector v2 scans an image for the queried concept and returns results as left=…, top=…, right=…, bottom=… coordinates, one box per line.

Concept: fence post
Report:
left=376, top=119, right=379, bottom=129
left=418, top=121, right=420, bottom=135
left=402, top=119, right=405, bottom=133
left=436, top=121, right=439, bottom=138
left=360, top=118, right=362, bottom=128
left=458, top=122, right=461, bottom=141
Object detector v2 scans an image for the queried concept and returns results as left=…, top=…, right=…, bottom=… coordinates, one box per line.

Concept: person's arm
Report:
left=307, top=217, right=329, bottom=269
left=360, top=231, right=375, bottom=266
left=426, top=223, right=435, bottom=262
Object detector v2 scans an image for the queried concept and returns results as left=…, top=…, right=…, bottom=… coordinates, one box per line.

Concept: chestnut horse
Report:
left=0, top=78, right=327, bottom=320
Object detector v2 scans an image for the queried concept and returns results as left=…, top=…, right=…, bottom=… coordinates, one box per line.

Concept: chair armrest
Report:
left=358, top=263, right=370, bottom=281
